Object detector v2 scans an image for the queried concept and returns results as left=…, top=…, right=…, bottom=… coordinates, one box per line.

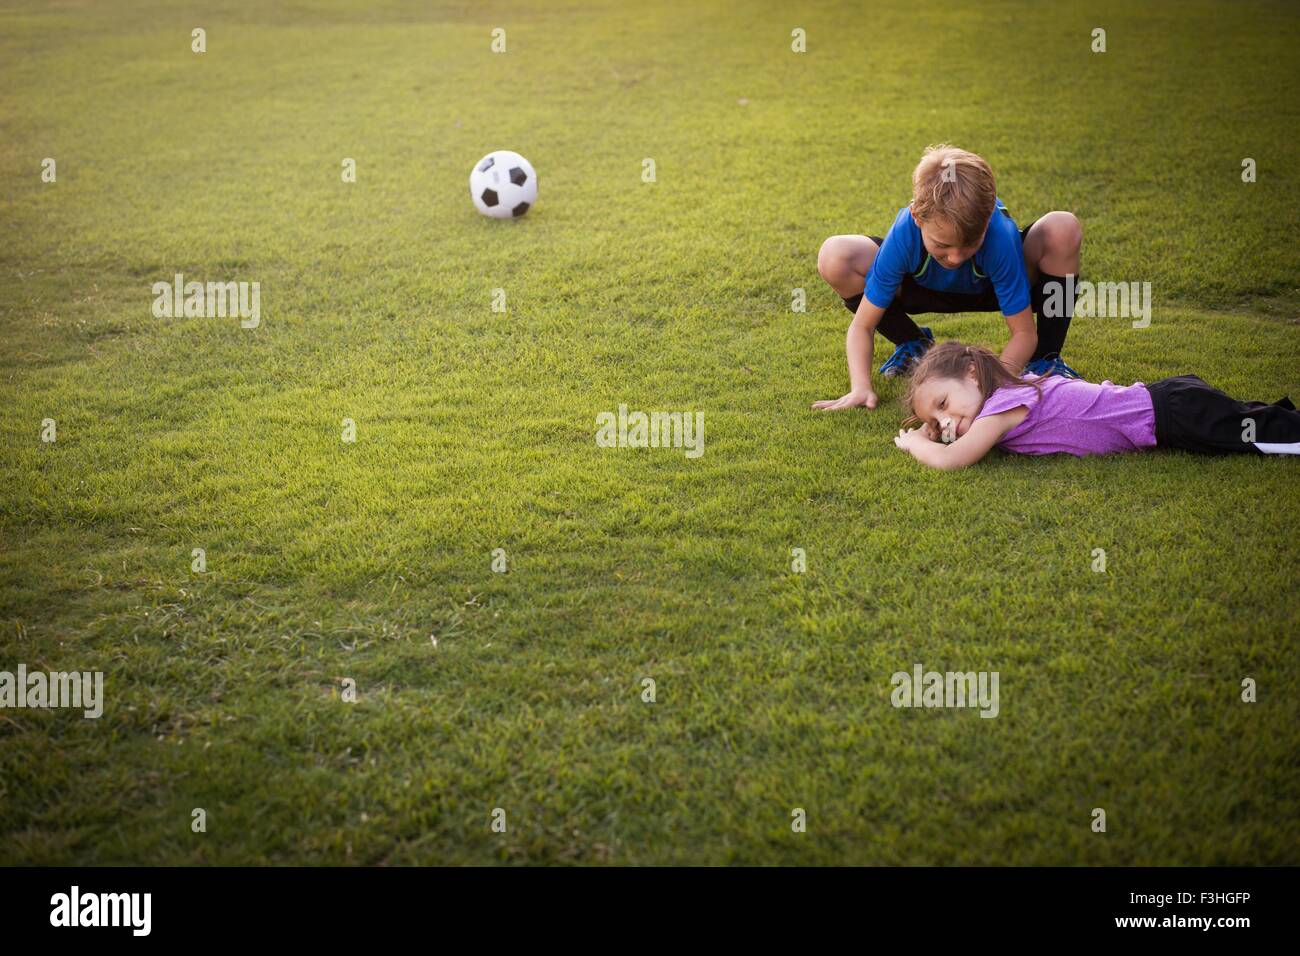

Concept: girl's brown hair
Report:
left=902, top=341, right=1043, bottom=427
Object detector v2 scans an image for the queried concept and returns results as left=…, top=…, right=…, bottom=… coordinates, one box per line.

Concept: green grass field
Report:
left=2, top=0, right=1298, bottom=865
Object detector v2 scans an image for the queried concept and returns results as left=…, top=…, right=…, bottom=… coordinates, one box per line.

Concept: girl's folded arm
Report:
left=900, top=407, right=1028, bottom=470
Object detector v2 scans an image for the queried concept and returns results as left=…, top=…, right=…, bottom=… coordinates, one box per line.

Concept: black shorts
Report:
left=1147, top=374, right=1300, bottom=455
left=867, top=220, right=1035, bottom=314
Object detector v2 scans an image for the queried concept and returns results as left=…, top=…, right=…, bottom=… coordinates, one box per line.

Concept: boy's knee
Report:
left=818, top=235, right=877, bottom=294
left=1041, top=211, right=1083, bottom=255
left=817, top=236, right=845, bottom=283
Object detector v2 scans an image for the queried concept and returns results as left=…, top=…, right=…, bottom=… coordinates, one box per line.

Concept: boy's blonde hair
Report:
left=911, top=145, right=997, bottom=246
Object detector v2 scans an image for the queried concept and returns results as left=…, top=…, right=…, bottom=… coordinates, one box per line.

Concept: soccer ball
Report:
left=469, top=150, right=537, bottom=219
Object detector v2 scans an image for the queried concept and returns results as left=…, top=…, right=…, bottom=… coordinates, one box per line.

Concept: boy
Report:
left=812, top=144, right=1083, bottom=412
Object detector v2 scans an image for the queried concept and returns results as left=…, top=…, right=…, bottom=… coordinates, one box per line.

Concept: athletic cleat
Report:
left=1024, top=353, right=1081, bottom=379
left=878, top=328, right=935, bottom=378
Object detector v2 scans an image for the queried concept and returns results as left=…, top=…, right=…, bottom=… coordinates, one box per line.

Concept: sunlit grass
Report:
left=1, top=0, right=1297, bottom=864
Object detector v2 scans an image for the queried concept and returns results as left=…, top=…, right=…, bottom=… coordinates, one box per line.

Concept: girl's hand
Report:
left=894, top=427, right=933, bottom=453
left=812, top=389, right=878, bottom=411
left=895, top=410, right=1025, bottom=471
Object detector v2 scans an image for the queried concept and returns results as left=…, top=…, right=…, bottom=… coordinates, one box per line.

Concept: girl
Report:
left=893, top=341, right=1300, bottom=470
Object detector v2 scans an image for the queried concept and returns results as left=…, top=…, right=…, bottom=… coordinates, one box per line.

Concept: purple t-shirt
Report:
left=975, top=375, right=1157, bottom=456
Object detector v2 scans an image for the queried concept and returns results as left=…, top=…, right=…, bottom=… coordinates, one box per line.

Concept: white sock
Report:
left=1253, top=441, right=1300, bottom=455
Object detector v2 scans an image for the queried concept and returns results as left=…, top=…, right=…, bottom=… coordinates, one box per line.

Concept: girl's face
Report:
left=911, top=368, right=986, bottom=440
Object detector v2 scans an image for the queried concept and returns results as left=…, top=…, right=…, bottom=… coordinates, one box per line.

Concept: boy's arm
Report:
left=812, top=296, right=885, bottom=411
left=894, top=406, right=1028, bottom=470
left=1000, top=307, right=1037, bottom=373
left=983, top=226, right=1036, bottom=372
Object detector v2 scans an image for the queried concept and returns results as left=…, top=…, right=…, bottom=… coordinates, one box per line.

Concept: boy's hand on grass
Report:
left=812, top=389, right=878, bottom=411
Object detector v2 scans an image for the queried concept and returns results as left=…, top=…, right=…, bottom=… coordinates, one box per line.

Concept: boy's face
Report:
left=913, top=210, right=988, bottom=269
left=911, top=366, right=985, bottom=440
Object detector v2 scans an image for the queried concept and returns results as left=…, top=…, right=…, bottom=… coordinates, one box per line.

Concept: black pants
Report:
left=1148, top=374, right=1300, bottom=455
